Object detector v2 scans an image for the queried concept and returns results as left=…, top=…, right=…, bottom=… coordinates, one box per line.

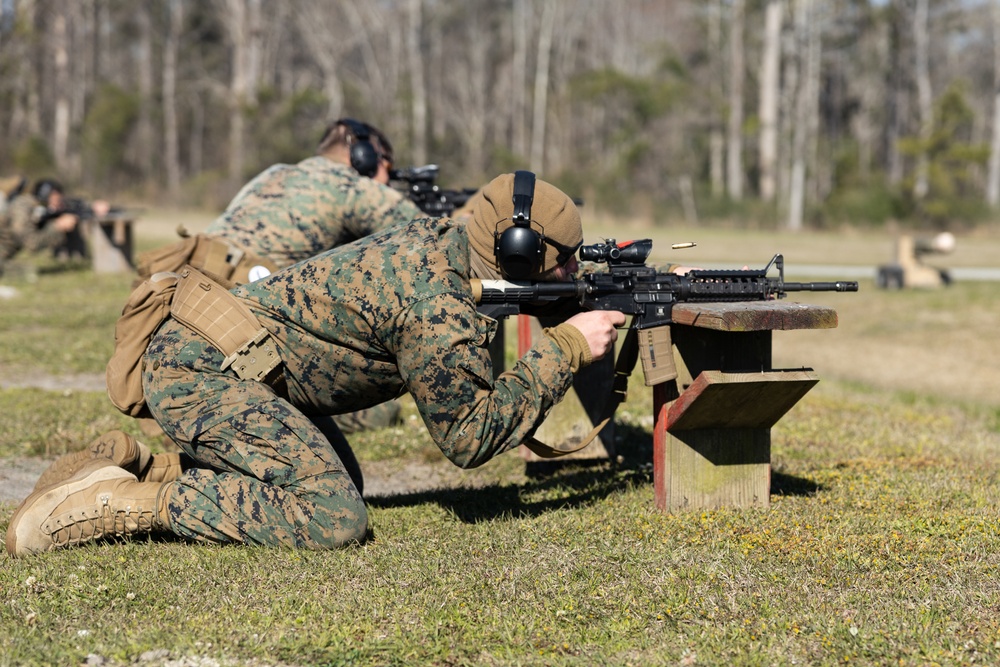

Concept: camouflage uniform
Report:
left=142, top=216, right=576, bottom=548
left=204, top=155, right=424, bottom=434
left=0, top=194, right=69, bottom=275
left=205, top=156, right=423, bottom=268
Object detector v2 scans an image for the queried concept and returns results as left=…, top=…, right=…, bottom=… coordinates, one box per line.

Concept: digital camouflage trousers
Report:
left=142, top=319, right=368, bottom=549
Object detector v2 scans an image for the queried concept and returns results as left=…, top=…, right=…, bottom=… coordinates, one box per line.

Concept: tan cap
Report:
left=466, top=173, right=582, bottom=278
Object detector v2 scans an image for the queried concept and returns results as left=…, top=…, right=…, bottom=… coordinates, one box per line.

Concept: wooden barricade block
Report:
left=661, top=369, right=818, bottom=510
left=651, top=301, right=837, bottom=511
left=90, top=218, right=135, bottom=273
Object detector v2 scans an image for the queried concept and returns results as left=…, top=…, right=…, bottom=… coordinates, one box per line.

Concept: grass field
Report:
left=0, top=213, right=998, bottom=666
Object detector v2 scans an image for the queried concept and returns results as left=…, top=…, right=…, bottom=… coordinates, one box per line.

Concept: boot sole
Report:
left=6, top=460, right=136, bottom=557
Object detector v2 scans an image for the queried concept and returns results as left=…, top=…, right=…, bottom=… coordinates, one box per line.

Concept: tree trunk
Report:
left=530, top=0, right=557, bottom=173
left=220, top=0, right=262, bottom=187
left=727, top=0, right=745, bottom=200
left=709, top=0, right=725, bottom=197
left=295, top=1, right=347, bottom=118
left=52, top=4, right=71, bottom=175
left=224, top=0, right=248, bottom=188
left=787, top=0, right=815, bottom=231
left=913, top=0, right=932, bottom=200
left=987, top=0, right=1000, bottom=206
left=886, top=3, right=905, bottom=187
left=406, top=0, right=427, bottom=165
left=164, top=0, right=183, bottom=197
left=758, top=0, right=783, bottom=202
left=135, top=4, right=155, bottom=183
left=511, top=0, right=529, bottom=160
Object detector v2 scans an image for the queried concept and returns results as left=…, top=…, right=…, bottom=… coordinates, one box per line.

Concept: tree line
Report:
left=1, top=0, right=997, bottom=229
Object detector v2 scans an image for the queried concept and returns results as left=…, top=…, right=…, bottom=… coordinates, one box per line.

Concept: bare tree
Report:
left=164, top=0, right=183, bottom=196
left=217, top=0, right=263, bottom=187
left=787, top=0, right=819, bottom=231
left=51, top=2, right=71, bottom=174
left=295, top=2, right=349, bottom=118
left=135, top=4, right=155, bottom=182
left=912, top=0, right=932, bottom=200
left=406, top=0, right=427, bottom=164
left=511, top=0, right=530, bottom=160
left=5, top=0, right=40, bottom=142
left=987, top=0, right=1000, bottom=206
left=758, top=0, right=783, bottom=202
left=727, top=0, right=745, bottom=200
left=436, top=1, right=496, bottom=178
left=529, top=0, right=557, bottom=173
left=708, top=0, right=725, bottom=197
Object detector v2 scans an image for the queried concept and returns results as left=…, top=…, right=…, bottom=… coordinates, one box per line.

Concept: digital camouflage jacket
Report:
left=231, top=215, right=576, bottom=468
left=205, top=156, right=423, bottom=269
left=0, top=194, right=67, bottom=263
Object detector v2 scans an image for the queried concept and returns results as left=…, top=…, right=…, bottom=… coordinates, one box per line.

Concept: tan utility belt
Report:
left=170, top=266, right=282, bottom=382
left=107, top=265, right=282, bottom=418
left=134, top=232, right=279, bottom=290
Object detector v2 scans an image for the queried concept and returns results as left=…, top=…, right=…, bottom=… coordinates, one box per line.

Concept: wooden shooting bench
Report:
left=653, top=300, right=838, bottom=510
left=504, top=301, right=837, bottom=510
left=88, top=216, right=136, bottom=273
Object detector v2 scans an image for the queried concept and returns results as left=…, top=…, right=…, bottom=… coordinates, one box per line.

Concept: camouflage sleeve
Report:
left=0, top=197, right=35, bottom=259
left=0, top=209, right=19, bottom=261
left=390, top=292, right=574, bottom=469
left=347, top=178, right=425, bottom=238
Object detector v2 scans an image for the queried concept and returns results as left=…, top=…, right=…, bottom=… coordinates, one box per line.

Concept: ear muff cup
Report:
left=340, top=119, right=379, bottom=177
left=495, top=225, right=543, bottom=279
left=349, top=140, right=379, bottom=177
left=494, top=170, right=544, bottom=279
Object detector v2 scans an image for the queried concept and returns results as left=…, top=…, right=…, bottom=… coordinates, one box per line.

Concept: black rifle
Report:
left=35, top=198, right=130, bottom=229
left=471, top=238, right=858, bottom=456
left=474, top=238, right=857, bottom=325
left=35, top=198, right=90, bottom=228
left=389, top=164, right=478, bottom=217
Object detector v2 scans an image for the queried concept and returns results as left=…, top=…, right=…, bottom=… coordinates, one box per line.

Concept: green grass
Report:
left=0, top=258, right=133, bottom=376
left=2, top=240, right=1000, bottom=666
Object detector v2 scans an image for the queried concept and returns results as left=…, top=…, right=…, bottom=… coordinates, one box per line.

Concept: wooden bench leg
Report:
left=654, top=369, right=817, bottom=511
left=90, top=219, right=134, bottom=273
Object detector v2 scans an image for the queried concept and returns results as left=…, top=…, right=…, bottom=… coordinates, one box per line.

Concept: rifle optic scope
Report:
left=579, top=238, right=652, bottom=265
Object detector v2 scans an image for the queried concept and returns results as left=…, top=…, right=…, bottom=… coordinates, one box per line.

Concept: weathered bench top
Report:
left=671, top=301, right=838, bottom=332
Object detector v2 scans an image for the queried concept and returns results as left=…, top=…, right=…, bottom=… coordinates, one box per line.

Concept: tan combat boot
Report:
left=142, top=453, right=185, bottom=483
left=6, top=459, right=172, bottom=557
left=32, top=430, right=151, bottom=492
left=32, top=431, right=187, bottom=491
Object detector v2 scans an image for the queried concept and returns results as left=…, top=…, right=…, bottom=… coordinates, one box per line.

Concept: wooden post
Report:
left=90, top=218, right=135, bottom=273
left=651, top=301, right=838, bottom=511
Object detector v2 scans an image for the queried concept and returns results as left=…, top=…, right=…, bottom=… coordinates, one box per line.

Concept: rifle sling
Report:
left=523, top=325, right=641, bottom=459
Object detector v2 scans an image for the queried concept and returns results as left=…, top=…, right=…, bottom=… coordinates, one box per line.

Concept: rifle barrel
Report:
left=782, top=281, right=859, bottom=292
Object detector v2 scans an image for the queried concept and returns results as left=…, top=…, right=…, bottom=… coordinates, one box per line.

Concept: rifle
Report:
left=472, top=238, right=858, bottom=387
left=389, top=164, right=479, bottom=217
left=35, top=198, right=131, bottom=229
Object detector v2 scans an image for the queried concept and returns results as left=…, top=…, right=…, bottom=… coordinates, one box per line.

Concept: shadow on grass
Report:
left=367, top=422, right=824, bottom=523
left=367, top=422, right=655, bottom=523
left=771, top=471, right=823, bottom=497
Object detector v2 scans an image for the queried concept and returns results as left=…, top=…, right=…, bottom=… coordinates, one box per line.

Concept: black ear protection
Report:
left=339, top=119, right=380, bottom=178
left=32, top=179, right=63, bottom=206
left=494, top=170, right=545, bottom=279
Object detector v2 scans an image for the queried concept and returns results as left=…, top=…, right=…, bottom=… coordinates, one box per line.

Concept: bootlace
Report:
left=46, top=491, right=157, bottom=548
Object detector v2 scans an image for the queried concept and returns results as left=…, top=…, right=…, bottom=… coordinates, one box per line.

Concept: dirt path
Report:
left=1, top=455, right=474, bottom=507
left=0, top=366, right=479, bottom=506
